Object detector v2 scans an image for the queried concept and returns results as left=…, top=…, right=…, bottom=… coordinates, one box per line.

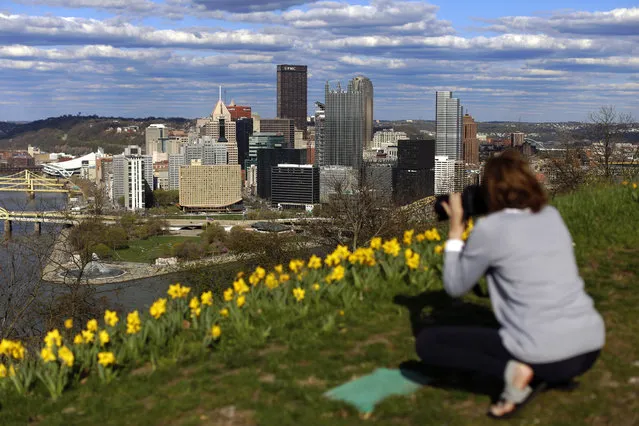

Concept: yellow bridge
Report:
left=0, top=170, right=83, bottom=198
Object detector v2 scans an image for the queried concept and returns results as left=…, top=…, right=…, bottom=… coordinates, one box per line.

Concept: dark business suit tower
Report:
left=277, top=65, right=308, bottom=135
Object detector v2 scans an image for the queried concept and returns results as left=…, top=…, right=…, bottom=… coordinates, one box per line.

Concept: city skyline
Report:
left=0, top=1, right=638, bottom=122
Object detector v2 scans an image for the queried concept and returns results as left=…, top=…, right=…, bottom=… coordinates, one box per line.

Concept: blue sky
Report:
left=0, top=0, right=637, bottom=122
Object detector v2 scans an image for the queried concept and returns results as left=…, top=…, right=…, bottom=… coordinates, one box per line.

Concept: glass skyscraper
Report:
left=435, top=91, right=463, bottom=160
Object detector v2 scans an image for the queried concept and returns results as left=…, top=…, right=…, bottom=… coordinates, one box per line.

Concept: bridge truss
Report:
left=0, top=170, right=83, bottom=196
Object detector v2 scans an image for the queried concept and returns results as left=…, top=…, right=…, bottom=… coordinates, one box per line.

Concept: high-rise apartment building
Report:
left=112, top=146, right=153, bottom=211
left=462, top=114, right=480, bottom=166
left=260, top=118, right=295, bottom=148
left=434, top=155, right=456, bottom=195
left=277, top=65, right=307, bottom=133
left=351, top=76, right=374, bottom=149
left=323, top=79, right=367, bottom=170
left=168, top=153, right=185, bottom=190
left=436, top=91, right=463, bottom=160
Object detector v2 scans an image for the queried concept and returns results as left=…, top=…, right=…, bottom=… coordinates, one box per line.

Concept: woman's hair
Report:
left=482, top=149, right=548, bottom=213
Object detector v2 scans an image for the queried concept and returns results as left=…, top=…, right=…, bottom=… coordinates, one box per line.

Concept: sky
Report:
left=0, top=0, right=638, bottom=122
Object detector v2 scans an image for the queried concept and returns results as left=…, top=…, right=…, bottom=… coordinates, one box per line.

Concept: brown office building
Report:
left=462, top=114, right=479, bottom=166
left=260, top=118, right=295, bottom=148
left=277, top=65, right=307, bottom=133
left=228, top=101, right=252, bottom=121
left=510, top=132, right=525, bottom=147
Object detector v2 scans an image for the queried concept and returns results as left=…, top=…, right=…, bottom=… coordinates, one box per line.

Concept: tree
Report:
left=153, top=189, right=179, bottom=207
left=587, top=106, right=634, bottom=180
left=302, top=169, right=411, bottom=250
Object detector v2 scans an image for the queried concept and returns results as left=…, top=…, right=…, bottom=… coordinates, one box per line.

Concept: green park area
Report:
left=111, top=235, right=200, bottom=264
left=0, top=184, right=638, bottom=425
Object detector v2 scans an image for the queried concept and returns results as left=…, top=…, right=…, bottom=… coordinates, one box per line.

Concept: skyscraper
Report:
left=436, top=91, right=463, bottom=160
left=277, top=65, right=307, bottom=133
left=113, top=146, right=153, bottom=211
left=236, top=117, right=253, bottom=170
left=313, top=101, right=325, bottom=166
left=351, top=76, right=374, bottom=149
left=463, top=113, right=479, bottom=166
left=323, top=78, right=366, bottom=170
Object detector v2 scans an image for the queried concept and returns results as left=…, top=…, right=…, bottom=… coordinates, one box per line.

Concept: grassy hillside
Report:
left=0, top=184, right=637, bottom=425
left=0, top=115, right=193, bottom=155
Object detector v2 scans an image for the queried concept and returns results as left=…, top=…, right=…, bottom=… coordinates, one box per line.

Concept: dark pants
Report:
left=415, top=326, right=600, bottom=385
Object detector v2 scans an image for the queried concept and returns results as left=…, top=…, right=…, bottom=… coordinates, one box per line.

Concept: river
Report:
left=0, top=192, right=201, bottom=321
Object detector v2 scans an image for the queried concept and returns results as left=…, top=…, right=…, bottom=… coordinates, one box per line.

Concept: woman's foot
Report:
left=490, top=362, right=534, bottom=417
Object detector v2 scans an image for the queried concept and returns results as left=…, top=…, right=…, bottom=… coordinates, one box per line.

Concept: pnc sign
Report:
left=282, top=66, right=303, bottom=71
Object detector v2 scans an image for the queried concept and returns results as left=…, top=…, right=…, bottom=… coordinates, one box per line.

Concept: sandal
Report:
left=487, top=360, right=547, bottom=420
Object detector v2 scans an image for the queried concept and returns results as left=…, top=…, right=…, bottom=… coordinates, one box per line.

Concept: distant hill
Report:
left=0, top=115, right=194, bottom=155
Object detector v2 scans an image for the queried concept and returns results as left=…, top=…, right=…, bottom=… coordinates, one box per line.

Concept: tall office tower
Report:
left=436, top=91, right=463, bottom=160
left=236, top=117, right=253, bottom=170
left=393, top=139, right=435, bottom=204
left=203, top=90, right=237, bottom=160
left=245, top=133, right=285, bottom=169
left=277, top=65, right=307, bottom=133
left=323, top=79, right=365, bottom=170
left=462, top=114, right=480, bottom=166
left=434, top=155, right=458, bottom=195
left=145, top=124, right=167, bottom=155
left=313, top=101, right=325, bottom=166
left=351, top=76, right=374, bottom=149
left=260, top=118, right=295, bottom=148
left=112, top=146, right=153, bottom=211
left=510, top=132, right=525, bottom=147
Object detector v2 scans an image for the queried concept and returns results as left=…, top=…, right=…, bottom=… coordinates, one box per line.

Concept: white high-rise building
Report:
left=436, top=92, right=462, bottom=161
left=113, top=146, right=153, bottom=210
left=435, top=155, right=456, bottom=195
left=372, top=129, right=408, bottom=149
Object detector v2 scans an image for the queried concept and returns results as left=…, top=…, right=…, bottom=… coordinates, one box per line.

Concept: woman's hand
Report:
left=441, top=193, right=465, bottom=240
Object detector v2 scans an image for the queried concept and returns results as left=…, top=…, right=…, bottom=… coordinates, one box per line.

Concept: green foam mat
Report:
left=324, top=367, right=430, bottom=414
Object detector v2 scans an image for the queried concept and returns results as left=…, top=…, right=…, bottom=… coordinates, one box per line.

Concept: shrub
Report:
left=172, top=241, right=207, bottom=261
left=201, top=223, right=227, bottom=245
left=90, top=243, right=112, bottom=260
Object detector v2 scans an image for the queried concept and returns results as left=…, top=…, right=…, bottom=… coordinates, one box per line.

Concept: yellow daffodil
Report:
left=339, top=310, right=345, bottom=316
left=44, top=329, right=62, bottom=348
left=424, top=228, right=441, bottom=242
left=64, top=318, right=73, bottom=329
left=369, top=237, right=382, bottom=250
left=190, top=298, right=201, bottom=317
left=633, top=183, right=638, bottom=189
left=233, top=278, right=250, bottom=295
left=348, top=247, right=376, bottom=266
left=40, top=347, right=56, bottom=363
left=265, top=273, right=279, bottom=290
left=274, top=264, right=283, bottom=274
left=0, top=364, right=6, bottom=378
left=312, top=283, right=320, bottom=291
left=279, top=273, right=290, bottom=284
left=236, top=295, right=246, bottom=308
left=324, top=253, right=341, bottom=267
left=236, top=271, right=244, bottom=279
left=149, top=298, right=167, bottom=319
left=81, top=329, right=95, bottom=344
left=405, top=249, right=420, bottom=270
left=167, top=283, right=191, bottom=299
left=220, top=308, right=229, bottom=317
left=249, top=272, right=261, bottom=286
left=223, top=288, right=234, bottom=301
left=0, top=339, right=25, bottom=360
left=126, top=311, right=141, bottom=334
left=404, top=229, right=414, bottom=245
left=326, top=265, right=345, bottom=283
left=211, top=325, right=221, bottom=339
left=97, top=352, right=116, bottom=367
left=254, top=266, right=266, bottom=279
left=292, top=287, right=305, bottom=302
left=382, top=238, right=401, bottom=257
left=86, top=319, right=98, bottom=332
left=99, top=330, right=110, bottom=346
left=416, top=233, right=425, bottom=242
left=104, top=310, right=119, bottom=327
left=307, top=255, right=322, bottom=269
left=434, top=244, right=444, bottom=255
left=622, top=180, right=628, bottom=185
left=289, top=259, right=305, bottom=274
left=73, top=334, right=84, bottom=345
left=58, top=346, right=74, bottom=367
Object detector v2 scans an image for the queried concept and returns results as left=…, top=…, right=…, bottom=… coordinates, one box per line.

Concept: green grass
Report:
left=2, top=185, right=638, bottom=425
left=112, top=235, right=200, bottom=263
